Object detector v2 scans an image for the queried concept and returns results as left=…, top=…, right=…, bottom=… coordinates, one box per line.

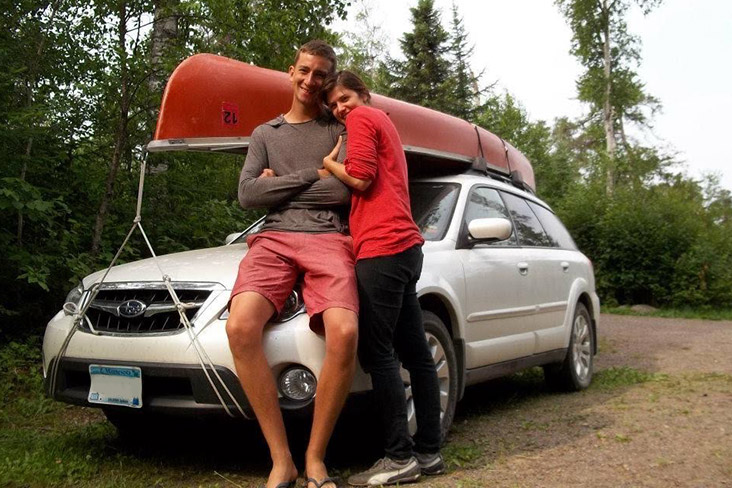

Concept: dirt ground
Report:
left=19, top=314, right=729, bottom=487
left=412, top=314, right=732, bottom=488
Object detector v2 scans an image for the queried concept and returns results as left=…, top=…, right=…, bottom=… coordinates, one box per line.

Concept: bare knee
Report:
left=324, top=313, right=358, bottom=359
left=226, top=292, right=275, bottom=353
left=225, top=315, right=263, bottom=353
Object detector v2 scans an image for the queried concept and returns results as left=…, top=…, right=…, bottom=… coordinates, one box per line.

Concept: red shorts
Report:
left=231, top=231, right=358, bottom=318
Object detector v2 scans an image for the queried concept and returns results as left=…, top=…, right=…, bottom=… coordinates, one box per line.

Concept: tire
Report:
left=402, top=311, right=458, bottom=442
left=544, top=302, right=594, bottom=391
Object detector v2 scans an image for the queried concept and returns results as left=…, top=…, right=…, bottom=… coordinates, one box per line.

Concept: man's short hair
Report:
left=294, top=40, right=337, bottom=73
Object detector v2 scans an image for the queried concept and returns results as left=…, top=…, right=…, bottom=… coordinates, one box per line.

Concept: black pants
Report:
left=356, top=245, right=441, bottom=459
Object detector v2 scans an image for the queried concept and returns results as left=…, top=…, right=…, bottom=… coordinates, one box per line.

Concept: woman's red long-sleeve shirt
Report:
left=344, top=105, right=424, bottom=260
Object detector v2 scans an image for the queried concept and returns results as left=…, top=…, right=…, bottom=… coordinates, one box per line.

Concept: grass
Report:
left=2, top=337, right=727, bottom=486
left=0, top=339, right=269, bottom=488
left=590, top=366, right=668, bottom=390
left=603, top=305, right=732, bottom=321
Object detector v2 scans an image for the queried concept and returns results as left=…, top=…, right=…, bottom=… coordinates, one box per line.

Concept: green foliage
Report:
left=383, top=0, right=454, bottom=112
left=335, top=0, right=389, bottom=88
left=555, top=0, right=662, bottom=123
left=187, top=0, right=348, bottom=71
left=0, top=0, right=347, bottom=340
left=557, top=171, right=732, bottom=308
left=444, top=3, right=485, bottom=121
left=604, top=306, right=732, bottom=321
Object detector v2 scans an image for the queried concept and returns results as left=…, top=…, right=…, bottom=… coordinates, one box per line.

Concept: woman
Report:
left=322, top=71, right=445, bottom=487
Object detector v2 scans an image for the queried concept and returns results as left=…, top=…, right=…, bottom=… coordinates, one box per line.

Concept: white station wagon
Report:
left=43, top=171, right=599, bottom=436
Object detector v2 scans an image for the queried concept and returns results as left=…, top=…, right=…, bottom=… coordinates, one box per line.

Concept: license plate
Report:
left=88, top=365, right=142, bottom=408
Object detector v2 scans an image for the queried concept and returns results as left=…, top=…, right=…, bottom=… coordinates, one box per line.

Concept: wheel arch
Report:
left=577, top=292, right=598, bottom=355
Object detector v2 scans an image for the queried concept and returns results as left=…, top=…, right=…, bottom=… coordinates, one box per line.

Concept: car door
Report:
left=458, top=185, right=539, bottom=368
left=525, top=200, right=584, bottom=351
left=500, top=192, right=568, bottom=349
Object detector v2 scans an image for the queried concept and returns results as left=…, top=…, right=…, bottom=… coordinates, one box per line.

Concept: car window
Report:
left=501, top=192, right=553, bottom=247
left=527, top=201, right=577, bottom=249
left=410, top=183, right=460, bottom=241
left=463, top=186, right=517, bottom=246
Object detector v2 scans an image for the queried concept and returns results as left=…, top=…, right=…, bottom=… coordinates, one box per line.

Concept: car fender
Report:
left=561, top=277, right=597, bottom=348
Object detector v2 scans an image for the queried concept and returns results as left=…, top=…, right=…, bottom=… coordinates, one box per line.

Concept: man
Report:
left=226, top=40, right=358, bottom=488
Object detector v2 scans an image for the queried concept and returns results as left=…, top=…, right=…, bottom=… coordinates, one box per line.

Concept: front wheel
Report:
left=544, top=302, right=594, bottom=391
left=402, top=311, right=458, bottom=441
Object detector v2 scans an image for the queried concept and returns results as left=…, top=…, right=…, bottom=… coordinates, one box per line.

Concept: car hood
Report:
left=83, top=243, right=248, bottom=289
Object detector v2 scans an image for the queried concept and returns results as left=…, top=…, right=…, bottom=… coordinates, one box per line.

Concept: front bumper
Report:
left=42, top=306, right=372, bottom=417
left=45, top=357, right=255, bottom=417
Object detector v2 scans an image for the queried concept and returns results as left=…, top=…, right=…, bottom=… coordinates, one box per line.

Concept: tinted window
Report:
left=528, top=202, right=577, bottom=249
left=463, top=186, right=517, bottom=245
left=501, top=192, right=552, bottom=247
left=410, top=183, right=460, bottom=241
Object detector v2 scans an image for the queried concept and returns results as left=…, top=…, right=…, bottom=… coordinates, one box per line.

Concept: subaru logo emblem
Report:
left=118, top=299, right=147, bottom=318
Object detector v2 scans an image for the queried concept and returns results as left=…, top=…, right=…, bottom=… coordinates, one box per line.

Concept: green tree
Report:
left=335, top=0, right=389, bottom=88
left=445, top=2, right=484, bottom=121
left=555, top=0, right=662, bottom=195
left=0, top=0, right=350, bottom=340
left=387, top=0, right=452, bottom=112
left=187, top=0, right=348, bottom=71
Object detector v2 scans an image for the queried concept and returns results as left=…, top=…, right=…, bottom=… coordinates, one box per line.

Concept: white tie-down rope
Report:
left=49, top=153, right=247, bottom=418
left=136, top=221, right=246, bottom=418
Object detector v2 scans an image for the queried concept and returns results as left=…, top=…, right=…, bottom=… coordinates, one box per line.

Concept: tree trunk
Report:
left=91, top=2, right=130, bottom=257
left=602, top=0, right=617, bottom=196
left=149, top=0, right=179, bottom=97
left=17, top=136, right=32, bottom=247
left=17, top=3, right=59, bottom=247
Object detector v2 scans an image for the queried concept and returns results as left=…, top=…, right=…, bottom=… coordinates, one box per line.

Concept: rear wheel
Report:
left=402, top=311, right=458, bottom=441
left=544, top=303, right=594, bottom=391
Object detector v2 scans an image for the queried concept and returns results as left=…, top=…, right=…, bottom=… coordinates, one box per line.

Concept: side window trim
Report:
left=526, top=200, right=577, bottom=250
left=500, top=190, right=554, bottom=248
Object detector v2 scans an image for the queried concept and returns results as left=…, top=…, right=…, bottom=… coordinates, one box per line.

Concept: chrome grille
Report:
left=81, top=285, right=213, bottom=334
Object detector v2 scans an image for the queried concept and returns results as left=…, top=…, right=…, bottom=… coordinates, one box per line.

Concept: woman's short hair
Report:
left=322, top=70, right=372, bottom=104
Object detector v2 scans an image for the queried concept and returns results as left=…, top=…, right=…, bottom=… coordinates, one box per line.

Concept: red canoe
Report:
left=148, top=54, right=535, bottom=191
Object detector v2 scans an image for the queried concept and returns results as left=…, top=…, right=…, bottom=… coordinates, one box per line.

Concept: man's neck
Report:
left=283, top=99, right=322, bottom=124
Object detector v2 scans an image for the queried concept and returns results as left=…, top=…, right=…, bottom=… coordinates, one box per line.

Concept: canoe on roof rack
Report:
left=148, top=54, right=535, bottom=192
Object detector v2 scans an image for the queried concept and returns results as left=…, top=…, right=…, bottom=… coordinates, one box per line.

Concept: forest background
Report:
left=2, top=0, right=731, bottom=342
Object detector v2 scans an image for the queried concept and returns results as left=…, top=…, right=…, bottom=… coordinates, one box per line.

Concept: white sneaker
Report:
left=347, top=456, right=421, bottom=486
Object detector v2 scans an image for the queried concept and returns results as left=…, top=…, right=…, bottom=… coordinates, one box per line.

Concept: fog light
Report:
left=279, top=367, right=316, bottom=401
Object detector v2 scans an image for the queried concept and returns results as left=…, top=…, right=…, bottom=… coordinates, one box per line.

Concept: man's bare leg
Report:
left=305, top=307, right=359, bottom=486
left=226, top=292, right=298, bottom=488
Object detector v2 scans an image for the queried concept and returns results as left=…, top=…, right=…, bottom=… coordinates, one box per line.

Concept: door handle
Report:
left=517, top=262, right=529, bottom=276
left=561, top=261, right=569, bottom=272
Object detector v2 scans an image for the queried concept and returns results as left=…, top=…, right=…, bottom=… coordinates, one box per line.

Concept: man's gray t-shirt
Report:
left=238, top=115, right=350, bottom=233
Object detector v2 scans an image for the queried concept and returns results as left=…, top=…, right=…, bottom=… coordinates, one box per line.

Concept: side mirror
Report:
left=467, top=218, right=512, bottom=241
left=224, top=232, right=242, bottom=245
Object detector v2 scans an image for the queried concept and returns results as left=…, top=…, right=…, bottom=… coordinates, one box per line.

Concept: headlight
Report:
left=63, top=282, right=84, bottom=315
left=218, top=288, right=305, bottom=322
left=276, top=288, right=305, bottom=322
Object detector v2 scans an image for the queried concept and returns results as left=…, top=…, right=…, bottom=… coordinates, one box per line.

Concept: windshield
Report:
left=229, top=182, right=461, bottom=244
left=410, top=182, right=460, bottom=241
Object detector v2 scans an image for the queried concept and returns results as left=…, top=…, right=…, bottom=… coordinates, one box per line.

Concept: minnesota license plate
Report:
left=88, top=365, right=142, bottom=408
